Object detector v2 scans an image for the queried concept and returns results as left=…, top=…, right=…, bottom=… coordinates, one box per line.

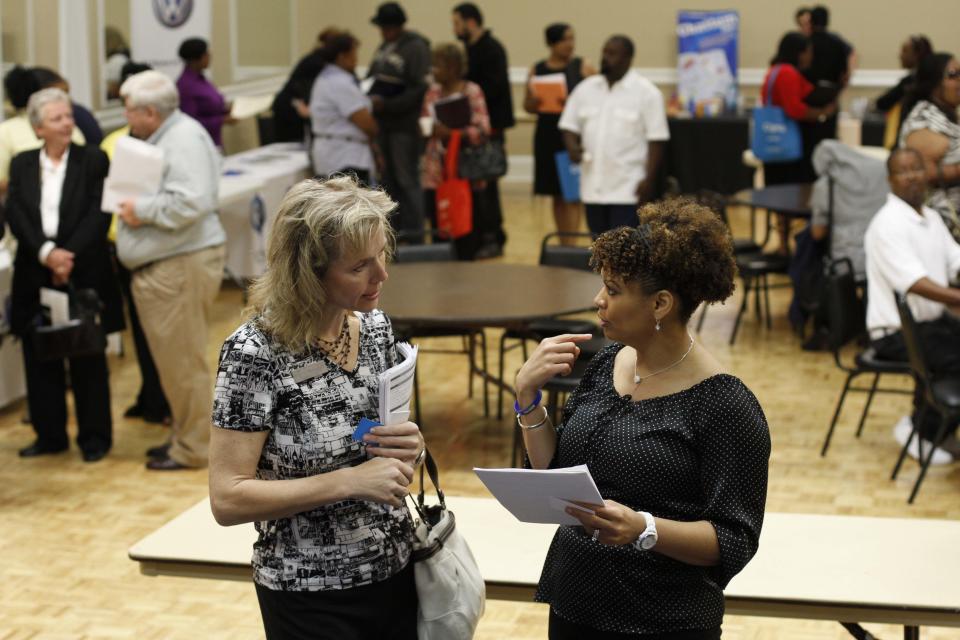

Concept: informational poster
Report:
left=676, top=10, right=739, bottom=116
left=130, top=0, right=212, bottom=79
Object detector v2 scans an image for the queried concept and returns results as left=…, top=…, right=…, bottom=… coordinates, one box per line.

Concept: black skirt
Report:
left=254, top=561, right=417, bottom=640
left=534, top=113, right=565, bottom=195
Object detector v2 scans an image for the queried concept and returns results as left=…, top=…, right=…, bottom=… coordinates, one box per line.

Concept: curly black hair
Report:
left=590, top=199, right=737, bottom=322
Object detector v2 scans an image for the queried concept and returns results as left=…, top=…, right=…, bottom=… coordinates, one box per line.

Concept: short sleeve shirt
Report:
left=309, top=64, right=374, bottom=176
left=864, top=193, right=960, bottom=335
left=212, top=310, right=413, bottom=591
left=535, top=344, right=771, bottom=635
left=559, top=71, right=670, bottom=205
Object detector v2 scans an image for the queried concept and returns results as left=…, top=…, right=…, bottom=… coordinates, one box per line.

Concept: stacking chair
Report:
left=890, top=294, right=960, bottom=504
left=819, top=259, right=911, bottom=457
left=692, top=191, right=785, bottom=344
left=497, top=232, right=597, bottom=419
left=392, top=242, right=489, bottom=423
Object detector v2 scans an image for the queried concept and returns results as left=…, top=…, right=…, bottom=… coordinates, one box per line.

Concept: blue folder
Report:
left=554, top=151, right=581, bottom=203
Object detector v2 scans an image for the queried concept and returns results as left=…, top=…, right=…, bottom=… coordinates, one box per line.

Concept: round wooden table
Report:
left=379, top=262, right=601, bottom=330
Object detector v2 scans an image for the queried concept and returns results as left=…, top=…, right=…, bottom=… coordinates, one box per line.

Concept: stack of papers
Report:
left=474, top=465, right=603, bottom=525
left=530, top=73, right=568, bottom=114
left=379, top=341, right=418, bottom=425
left=230, top=95, right=274, bottom=120
left=101, top=136, right=164, bottom=213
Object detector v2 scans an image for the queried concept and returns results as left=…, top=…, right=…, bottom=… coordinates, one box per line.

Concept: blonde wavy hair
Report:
left=246, top=176, right=396, bottom=351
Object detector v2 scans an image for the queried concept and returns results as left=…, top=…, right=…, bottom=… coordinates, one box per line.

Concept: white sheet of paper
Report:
left=474, top=465, right=604, bottom=525
left=39, top=287, right=71, bottom=327
left=101, top=136, right=165, bottom=213
left=378, top=341, right=418, bottom=425
left=230, top=95, right=274, bottom=120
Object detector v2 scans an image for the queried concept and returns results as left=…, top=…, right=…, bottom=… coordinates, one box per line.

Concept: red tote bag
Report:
left=435, top=130, right=473, bottom=239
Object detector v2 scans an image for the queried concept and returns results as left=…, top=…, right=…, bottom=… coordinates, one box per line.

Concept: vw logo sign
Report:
left=152, top=0, right=193, bottom=28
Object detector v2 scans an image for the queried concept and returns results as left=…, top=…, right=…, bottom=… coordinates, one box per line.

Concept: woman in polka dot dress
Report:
left=514, top=199, right=771, bottom=639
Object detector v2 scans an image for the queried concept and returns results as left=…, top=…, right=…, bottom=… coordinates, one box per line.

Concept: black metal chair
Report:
left=693, top=191, right=786, bottom=342
left=497, top=232, right=597, bottom=419
left=890, top=293, right=960, bottom=503
left=819, top=259, right=911, bottom=457
left=392, top=243, right=489, bottom=423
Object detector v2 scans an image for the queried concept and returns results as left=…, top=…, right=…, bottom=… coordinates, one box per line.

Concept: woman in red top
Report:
left=761, top=32, right=838, bottom=253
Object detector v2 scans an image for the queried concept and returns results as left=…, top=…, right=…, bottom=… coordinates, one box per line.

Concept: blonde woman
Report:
left=208, top=176, right=424, bottom=639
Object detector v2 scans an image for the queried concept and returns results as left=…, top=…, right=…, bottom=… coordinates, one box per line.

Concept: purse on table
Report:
left=409, top=449, right=486, bottom=640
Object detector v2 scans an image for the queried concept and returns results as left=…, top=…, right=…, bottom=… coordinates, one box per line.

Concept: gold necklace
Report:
left=634, top=333, right=695, bottom=385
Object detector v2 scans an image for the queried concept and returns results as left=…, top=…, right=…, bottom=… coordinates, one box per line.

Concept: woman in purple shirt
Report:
left=176, top=38, right=230, bottom=147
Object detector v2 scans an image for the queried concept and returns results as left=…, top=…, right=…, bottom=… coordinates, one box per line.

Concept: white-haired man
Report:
left=116, top=70, right=226, bottom=471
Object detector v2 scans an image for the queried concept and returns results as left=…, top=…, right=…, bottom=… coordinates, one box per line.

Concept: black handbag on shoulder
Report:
left=458, top=138, right=507, bottom=181
left=31, top=285, right=106, bottom=362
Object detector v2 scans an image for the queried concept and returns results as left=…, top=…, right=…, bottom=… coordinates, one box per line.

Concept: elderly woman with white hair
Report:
left=114, top=69, right=226, bottom=471
left=209, top=176, right=423, bottom=639
left=6, top=87, right=123, bottom=462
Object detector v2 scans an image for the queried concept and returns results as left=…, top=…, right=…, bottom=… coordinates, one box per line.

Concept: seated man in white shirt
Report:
left=864, top=147, right=960, bottom=464
left=559, top=35, right=669, bottom=236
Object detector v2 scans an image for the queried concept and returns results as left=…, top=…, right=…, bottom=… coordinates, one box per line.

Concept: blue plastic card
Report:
left=353, top=417, right=382, bottom=443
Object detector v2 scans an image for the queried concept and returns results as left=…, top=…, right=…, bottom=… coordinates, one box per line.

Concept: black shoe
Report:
left=82, top=448, right=109, bottom=463
left=123, top=403, right=145, bottom=418
left=474, top=242, right=503, bottom=259
left=146, top=455, right=193, bottom=471
left=146, top=443, right=171, bottom=458
left=19, top=442, right=68, bottom=457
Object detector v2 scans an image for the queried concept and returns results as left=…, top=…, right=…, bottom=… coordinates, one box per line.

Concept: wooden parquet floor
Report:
left=1, top=185, right=959, bottom=639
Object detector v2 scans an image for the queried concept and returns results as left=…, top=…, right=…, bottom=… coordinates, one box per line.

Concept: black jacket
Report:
left=465, top=30, right=515, bottom=131
left=367, top=30, right=431, bottom=133
left=272, top=50, right=324, bottom=143
left=6, top=143, right=123, bottom=336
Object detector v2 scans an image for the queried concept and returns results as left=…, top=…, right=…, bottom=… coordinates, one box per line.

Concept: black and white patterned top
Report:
left=534, top=344, right=771, bottom=635
left=212, top=310, right=413, bottom=591
left=900, top=100, right=960, bottom=242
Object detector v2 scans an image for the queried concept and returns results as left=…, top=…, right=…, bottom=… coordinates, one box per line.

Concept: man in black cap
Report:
left=452, top=2, right=513, bottom=257
left=367, top=2, right=430, bottom=238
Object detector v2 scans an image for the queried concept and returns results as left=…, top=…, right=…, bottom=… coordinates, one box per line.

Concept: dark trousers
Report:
left=872, top=314, right=960, bottom=440
left=116, top=258, right=169, bottom=418
left=255, top=562, right=417, bottom=640
left=380, top=130, right=425, bottom=235
left=549, top=609, right=721, bottom=640
left=584, top=203, right=639, bottom=237
left=476, top=131, right=507, bottom=247
left=21, top=334, right=112, bottom=452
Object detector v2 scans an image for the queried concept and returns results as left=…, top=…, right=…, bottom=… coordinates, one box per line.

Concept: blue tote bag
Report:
left=554, top=151, right=581, bottom=202
left=751, top=65, right=803, bottom=163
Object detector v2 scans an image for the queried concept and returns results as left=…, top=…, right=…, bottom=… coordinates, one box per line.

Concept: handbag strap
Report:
left=416, top=448, right=446, bottom=512
left=443, top=129, right=462, bottom=181
left=764, top=65, right=782, bottom=106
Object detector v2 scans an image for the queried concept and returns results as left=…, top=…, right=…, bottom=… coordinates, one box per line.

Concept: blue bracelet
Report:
left=514, top=389, right=543, bottom=416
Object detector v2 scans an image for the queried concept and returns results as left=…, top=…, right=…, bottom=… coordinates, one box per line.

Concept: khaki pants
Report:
left=132, top=244, right=226, bottom=467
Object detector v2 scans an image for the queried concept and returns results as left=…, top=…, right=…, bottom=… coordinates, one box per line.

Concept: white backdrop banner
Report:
left=130, top=0, right=212, bottom=79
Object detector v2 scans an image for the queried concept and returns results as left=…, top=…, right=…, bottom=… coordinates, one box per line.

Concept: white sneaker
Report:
left=892, top=415, right=955, bottom=466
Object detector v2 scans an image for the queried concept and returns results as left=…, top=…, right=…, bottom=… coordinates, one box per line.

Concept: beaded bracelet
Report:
left=517, top=406, right=549, bottom=431
left=513, top=389, right=543, bottom=416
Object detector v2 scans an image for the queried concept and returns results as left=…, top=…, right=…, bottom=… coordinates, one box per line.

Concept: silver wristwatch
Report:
left=632, top=511, right=658, bottom=551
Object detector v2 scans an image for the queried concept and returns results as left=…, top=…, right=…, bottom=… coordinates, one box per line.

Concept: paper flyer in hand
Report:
left=101, top=136, right=164, bottom=213
left=379, top=341, right=418, bottom=425
left=474, top=465, right=604, bottom=525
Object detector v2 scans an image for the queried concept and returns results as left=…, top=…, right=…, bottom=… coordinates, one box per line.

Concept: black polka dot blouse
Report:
left=534, top=343, right=771, bottom=635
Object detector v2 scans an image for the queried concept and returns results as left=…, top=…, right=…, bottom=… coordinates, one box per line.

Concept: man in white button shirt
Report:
left=559, top=35, right=669, bottom=236
left=864, top=147, right=960, bottom=464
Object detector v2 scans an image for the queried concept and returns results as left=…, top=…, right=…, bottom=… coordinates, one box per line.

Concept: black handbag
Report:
left=458, top=138, right=507, bottom=181
left=31, top=285, right=106, bottom=362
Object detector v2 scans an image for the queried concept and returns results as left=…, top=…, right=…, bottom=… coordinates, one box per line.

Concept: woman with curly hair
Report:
left=513, top=199, right=771, bottom=639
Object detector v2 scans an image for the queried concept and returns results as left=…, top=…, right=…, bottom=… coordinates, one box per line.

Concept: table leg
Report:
left=904, top=625, right=920, bottom=640
left=839, top=622, right=877, bottom=640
